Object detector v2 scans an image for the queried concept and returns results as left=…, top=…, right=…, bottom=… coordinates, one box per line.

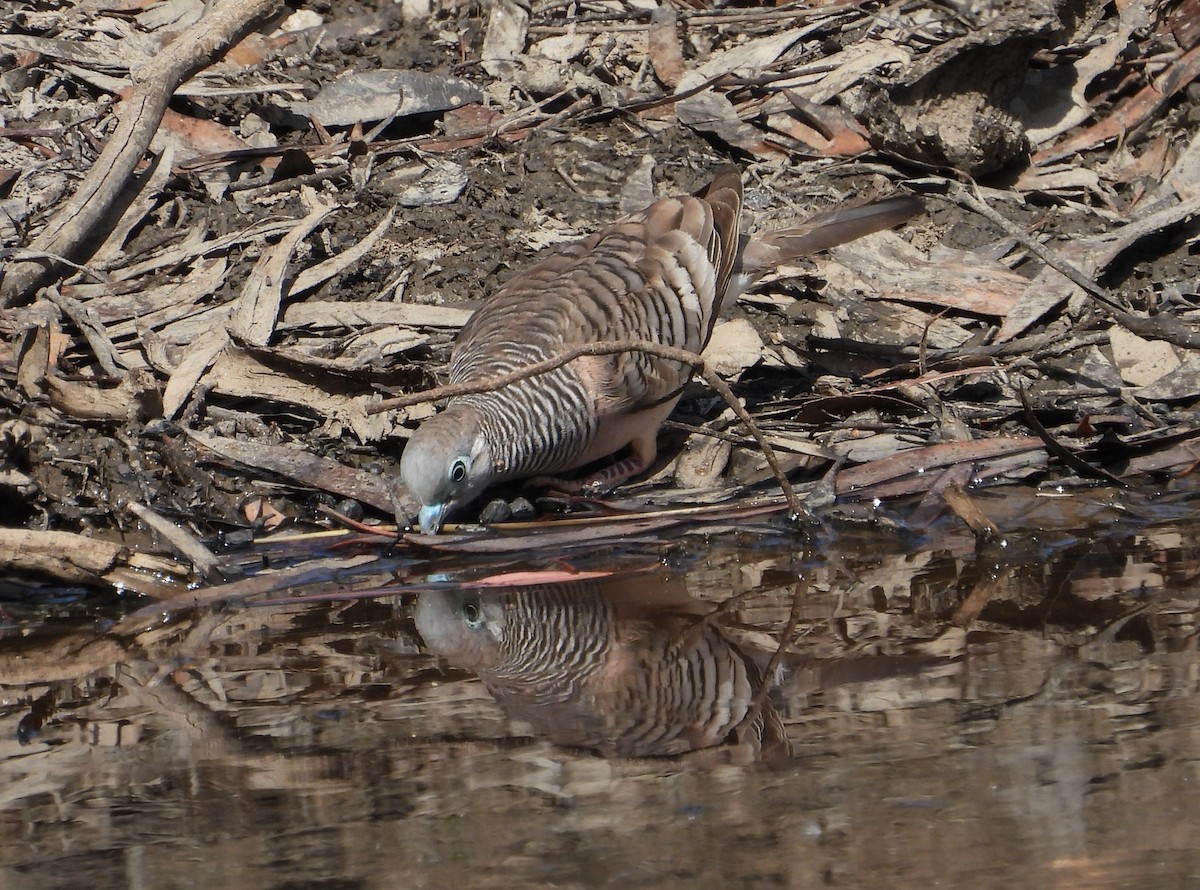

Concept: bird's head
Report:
left=400, top=407, right=495, bottom=534
left=414, top=590, right=510, bottom=670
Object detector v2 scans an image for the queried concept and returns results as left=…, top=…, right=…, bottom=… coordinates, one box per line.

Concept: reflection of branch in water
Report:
left=732, top=575, right=808, bottom=747
left=415, top=574, right=792, bottom=760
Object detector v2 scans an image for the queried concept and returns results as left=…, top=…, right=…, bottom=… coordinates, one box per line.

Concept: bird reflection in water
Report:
left=415, top=573, right=792, bottom=760
left=416, top=572, right=959, bottom=761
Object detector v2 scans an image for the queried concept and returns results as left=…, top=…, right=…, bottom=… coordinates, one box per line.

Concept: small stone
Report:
left=479, top=499, right=513, bottom=524
left=508, top=497, right=536, bottom=520
left=336, top=499, right=364, bottom=522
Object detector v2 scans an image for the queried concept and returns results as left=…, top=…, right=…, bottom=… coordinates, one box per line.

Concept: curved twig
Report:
left=952, top=183, right=1200, bottom=349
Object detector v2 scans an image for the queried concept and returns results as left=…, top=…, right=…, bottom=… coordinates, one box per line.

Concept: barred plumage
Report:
left=400, top=166, right=920, bottom=532
left=413, top=578, right=790, bottom=759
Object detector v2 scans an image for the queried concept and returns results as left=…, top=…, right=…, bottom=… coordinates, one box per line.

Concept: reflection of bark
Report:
left=117, top=660, right=237, bottom=757
left=0, top=633, right=126, bottom=685
left=416, top=576, right=792, bottom=760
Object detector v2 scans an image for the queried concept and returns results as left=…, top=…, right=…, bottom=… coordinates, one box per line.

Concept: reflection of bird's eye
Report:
left=449, top=459, right=467, bottom=483
left=461, top=601, right=482, bottom=628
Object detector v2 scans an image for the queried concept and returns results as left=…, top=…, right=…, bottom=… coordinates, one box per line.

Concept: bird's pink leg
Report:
left=533, top=430, right=658, bottom=495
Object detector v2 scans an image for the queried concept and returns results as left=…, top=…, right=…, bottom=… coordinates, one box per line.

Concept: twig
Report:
left=0, top=0, right=283, bottom=308
left=1018, top=385, right=1130, bottom=488
left=43, top=286, right=125, bottom=377
left=371, top=339, right=808, bottom=520
left=732, top=573, right=808, bottom=745
left=0, top=249, right=107, bottom=283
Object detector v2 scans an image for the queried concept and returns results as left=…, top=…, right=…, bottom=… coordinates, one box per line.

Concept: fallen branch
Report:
left=0, top=0, right=283, bottom=307
left=371, top=339, right=808, bottom=520
left=0, top=528, right=189, bottom=596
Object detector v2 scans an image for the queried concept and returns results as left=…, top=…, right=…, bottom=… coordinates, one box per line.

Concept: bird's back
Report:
left=449, top=167, right=744, bottom=417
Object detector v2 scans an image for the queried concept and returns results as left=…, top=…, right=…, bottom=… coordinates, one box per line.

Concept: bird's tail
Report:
left=734, top=195, right=923, bottom=292
left=692, top=165, right=745, bottom=304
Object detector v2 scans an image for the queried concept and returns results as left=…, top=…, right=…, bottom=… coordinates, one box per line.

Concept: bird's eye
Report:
left=461, top=601, right=482, bottom=628
left=449, top=458, right=468, bottom=483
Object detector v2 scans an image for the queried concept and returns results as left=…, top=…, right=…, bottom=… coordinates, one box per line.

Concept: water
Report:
left=4, top=499, right=1200, bottom=888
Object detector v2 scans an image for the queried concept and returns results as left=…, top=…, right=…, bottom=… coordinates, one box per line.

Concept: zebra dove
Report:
left=414, top=575, right=791, bottom=759
left=401, top=166, right=920, bottom=533
left=415, top=574, right=960, bottom=759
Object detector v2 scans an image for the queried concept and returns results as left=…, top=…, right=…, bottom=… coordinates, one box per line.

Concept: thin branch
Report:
left=0, top=248, right=107, bottom=282
left=732, top=573, right=808, bottom=746
left=372, top=338, right=808, bottom=520
left=44, top=286, right=125, bottom=378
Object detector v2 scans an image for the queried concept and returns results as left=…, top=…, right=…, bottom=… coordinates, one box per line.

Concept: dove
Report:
left=414, top=573, right=959, bottom=759
left=400, top=165, right=920, bottom=532
left=414, top=574, right=791, bottom=759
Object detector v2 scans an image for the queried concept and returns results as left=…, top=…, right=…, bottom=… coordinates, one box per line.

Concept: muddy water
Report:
left=4, top=503, right=1200, bottom=889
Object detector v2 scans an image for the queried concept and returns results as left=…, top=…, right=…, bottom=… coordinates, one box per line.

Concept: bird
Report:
left=400, top=165, right=921, bottom=533
left=413, top=572, right=959, bottom=759
left=413, top=573, right=792, bottom=760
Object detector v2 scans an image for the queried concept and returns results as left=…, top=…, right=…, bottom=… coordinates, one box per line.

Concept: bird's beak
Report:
left=418, top=502, right=451, bottom=535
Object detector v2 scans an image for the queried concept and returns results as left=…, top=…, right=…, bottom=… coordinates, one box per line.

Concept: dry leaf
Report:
left=481, top=0, right=529, bottom=78
left=243, top=496, right=290, bottom=531
left=291, top=70, right=483, bottom=127
left=648, top=5, right=685, bottom=89
left=1109, top=326, right=1181, bottom=386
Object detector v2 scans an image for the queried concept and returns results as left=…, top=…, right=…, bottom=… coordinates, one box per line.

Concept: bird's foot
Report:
left=532, top=454, right=650, bottom=496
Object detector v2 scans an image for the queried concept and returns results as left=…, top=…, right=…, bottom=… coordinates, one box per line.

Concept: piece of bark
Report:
left=127, top=501, right=222, bottom=579
left=835, top=436, right=1046, bottom=498
left=202, top=345, right=392, bottom=442
left=0, top=528, right=188, bottom=595
left=845, top=0, right=1082, bottom=175
left=648, top=4, right=685, bottom=89
left=162, top=325, right=230, bottom=419
left=0, top=634, right=128, bottom=685
left=821, top=233, right=1027, bottom=319
left=45, top=368, right=163, bottom=423
left=187, top=429, right=398, bottom=512
left=280, top=300, right=473, bottom=331
left=229, top=188, right=334, bottom=346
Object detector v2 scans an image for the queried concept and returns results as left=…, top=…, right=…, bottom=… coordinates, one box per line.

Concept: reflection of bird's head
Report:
left=415, top=585, right=617, bottom=682
left=399, top=407, right=494, bottom=534
left=414, top=590, right=510, bottom=670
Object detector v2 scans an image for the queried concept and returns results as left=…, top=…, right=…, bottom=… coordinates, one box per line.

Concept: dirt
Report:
left=7, top=8, right=1200, bottom=882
